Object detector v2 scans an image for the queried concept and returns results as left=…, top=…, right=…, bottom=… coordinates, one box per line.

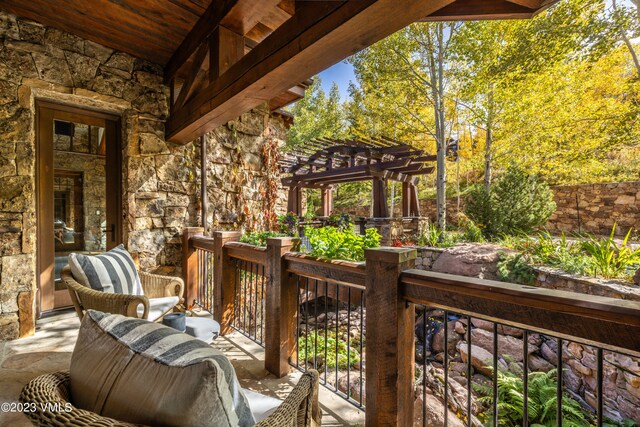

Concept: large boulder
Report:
left=413, top=387, right=466, bottom=427
left=431, top=243, right=514, bottom=280
left=458, top=341, right=507, bottom=377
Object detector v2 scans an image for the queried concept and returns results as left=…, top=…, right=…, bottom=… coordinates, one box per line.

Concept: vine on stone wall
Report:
left=261, top=134, right=281, bottom=231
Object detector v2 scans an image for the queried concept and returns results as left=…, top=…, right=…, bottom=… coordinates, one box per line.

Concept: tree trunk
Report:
left=483, top=82, right=494, bottom=193
left=433, top=24, right=447, bottom=231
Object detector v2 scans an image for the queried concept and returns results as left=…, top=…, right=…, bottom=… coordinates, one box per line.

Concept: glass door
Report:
left=37, top=102, right=122, bottom=313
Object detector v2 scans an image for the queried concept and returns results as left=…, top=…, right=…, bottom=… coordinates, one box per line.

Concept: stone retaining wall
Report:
left=412, top=243, right=640, bottom=422
left=0, top=12, right=287, bottom=339
left=337, top=181, right=640, bottom=237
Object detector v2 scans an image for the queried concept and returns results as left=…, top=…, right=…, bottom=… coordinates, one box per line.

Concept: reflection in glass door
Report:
left=37, top=103, right=121, bottom=313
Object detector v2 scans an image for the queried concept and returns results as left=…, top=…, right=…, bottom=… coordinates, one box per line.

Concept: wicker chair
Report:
left=62, top=266, right=184, bottom=322
left=20, top=370, right=321, bottom=427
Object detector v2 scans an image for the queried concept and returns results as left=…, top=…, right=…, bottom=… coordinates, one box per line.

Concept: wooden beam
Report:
left=422, top=0, right=537, bottom=21
left=164, top=0, right=239, bottom=83
left=173, top=40, right=210, bottom=109
left=321, top=187, right=333, bottom=216
left=372, top=177, right=388, bottom=218
left=166, top=0, right=456, bottom=143
left=210, top=26, right=245, bottom=80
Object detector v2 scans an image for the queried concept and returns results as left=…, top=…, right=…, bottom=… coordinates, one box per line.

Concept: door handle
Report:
left=109, top=224, right=115, bottom=240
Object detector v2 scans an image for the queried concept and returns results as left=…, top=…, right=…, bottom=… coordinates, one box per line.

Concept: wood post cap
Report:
left=266, top=236, right=297, bottom=247
left=211, top=230, right=242, bottom=238
left=365, top=247, right=417, bottom=263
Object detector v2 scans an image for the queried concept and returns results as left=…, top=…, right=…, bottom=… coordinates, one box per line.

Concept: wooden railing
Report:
left=183, top=231, right=640, bottom=427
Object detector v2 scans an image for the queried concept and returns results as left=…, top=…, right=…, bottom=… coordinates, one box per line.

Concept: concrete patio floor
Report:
left=0, top=311, right=364, bottom=426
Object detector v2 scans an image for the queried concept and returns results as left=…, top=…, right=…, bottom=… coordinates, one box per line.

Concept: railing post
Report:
left=365, top=247, right=417, bottom=427
left=265, top=237, right=296, bottom=377
left=182, top=227, right=204, bottom=307
left=212, top=230, right=241, bottom=335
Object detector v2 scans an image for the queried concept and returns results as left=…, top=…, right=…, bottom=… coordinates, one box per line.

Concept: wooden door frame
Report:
left=36, top=101, right=122, bottom=315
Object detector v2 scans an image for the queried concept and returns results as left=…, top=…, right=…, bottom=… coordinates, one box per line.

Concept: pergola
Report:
left=280, top=137, right=436, bottom=218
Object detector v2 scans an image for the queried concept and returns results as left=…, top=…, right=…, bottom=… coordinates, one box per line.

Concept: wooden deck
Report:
left=0, top=310, right=364, bottom=427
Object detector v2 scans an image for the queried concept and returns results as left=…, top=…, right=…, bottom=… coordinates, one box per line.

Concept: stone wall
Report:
left=337, top=181, right=640, bottom=237
left=0, top=12, right=287, bottom=340
left=546, top=181, right=640, bottom=237
left=412, top=243, right=640, bottom=422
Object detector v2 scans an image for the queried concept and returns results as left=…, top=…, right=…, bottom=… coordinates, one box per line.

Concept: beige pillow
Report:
left=70, top=310, right=255, bottom=427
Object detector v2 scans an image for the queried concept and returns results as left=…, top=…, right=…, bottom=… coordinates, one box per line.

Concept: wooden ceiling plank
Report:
left=1, top=2, right=176, bottom=63
left=166, top=0, right=459, bottom=143
left=165, top=0, right=239, bottom=82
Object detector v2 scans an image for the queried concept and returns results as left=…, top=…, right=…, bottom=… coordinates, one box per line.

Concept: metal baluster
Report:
left=423, top=306, right=427, bottom=427
left=324, top=281, right=329, bottom=385
left=359, top=289, right=364, bottom=407
left=493, top=322, right=498, bottom=427
left=248, top=262, right=254, bottom=340
left=335, top=283, right=339, bottom=390
left=557, top=338, right=563, bottom=425
left=305, top=277, right=309, bottom=371
left=261, top=264, right=265, bottom=344
left=295, top=275, right=300, bottom=368
left=347, top=286, right=352, bottom=400
left=233, top=259, right=239, bottom=330
left=523, top=330, right=529, bottom=427
left=314, top=279, right=319, bottom=370
left=467, top=316, right=472, bottom=427
left=241, top=260, right=247, bottom=334
left=597, top=348, right=603, bottom=427
left=444, top=310, right=449, bottom=427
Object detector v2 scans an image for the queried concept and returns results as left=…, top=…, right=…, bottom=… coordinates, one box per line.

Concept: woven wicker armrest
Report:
left=62, top=267, right=149, bottom=320
left=255, top=370, right=322, bottom=427
left=19, top=371, right=134, bottom=427
left=139, top=271, right=184, bottom=301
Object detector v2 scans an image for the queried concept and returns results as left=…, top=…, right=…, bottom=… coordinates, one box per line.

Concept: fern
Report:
left=475, top=369, right=593, bottom=426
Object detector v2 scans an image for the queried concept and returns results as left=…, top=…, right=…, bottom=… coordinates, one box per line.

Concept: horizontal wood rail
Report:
left=225, top=242, right=267, bottom=265
left=400, top=269, right=640, bottom=358
left=191, top=235, right=215, bottom=252
left=283, top=253, right=365, bottom=288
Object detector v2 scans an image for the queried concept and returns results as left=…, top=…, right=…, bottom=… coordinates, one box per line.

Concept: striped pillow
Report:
left=68, top=244, right=143, bottom=295
left=70, top=310, right=255, bottom=426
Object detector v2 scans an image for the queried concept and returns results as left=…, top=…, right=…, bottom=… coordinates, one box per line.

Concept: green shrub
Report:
left=240, top=231, right=285, bottom=247
left=497, top=253, right=537, bottom=285
left=305, top=226, right=380, bottom=261
left=326, top=213, right=354, bottom=231
left=297, top=330, right=360, bottom=370
left=465, top=165, right=556, bottom=238
left=277, top=212, right=300, bottom=237
left=475, top=369, right=593, bottom=427
left=415, top=224, right=460, bottom=248
left=582, top=224, right=640, bottom=279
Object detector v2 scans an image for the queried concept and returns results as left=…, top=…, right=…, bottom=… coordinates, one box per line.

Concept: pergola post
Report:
left=320, top=186, right=333, bottom=216
left=372, top=178, right=389, bottom=218
left=286, top=186, right=302, bottom=215
left=403, top=182, right=420, bottom=217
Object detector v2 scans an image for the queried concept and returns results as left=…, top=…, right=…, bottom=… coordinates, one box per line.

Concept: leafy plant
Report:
left=581, top=224, right=640, bottom=279
left=475, top=369, right=593, bottom=427
left=240, top=231, right=285, bottom=247
left=415, top=224, right=460, bottom=248
left=297, top=330, right=360, bottom=370
left=326, top=213, right=354, bottom=231
left=305, top=226, right=380, bottom=261
left=278, top=212, right=300, bottom=237
left=465, top=165, right=556, bottom=238
left=497, top=253, right=537, bottom=285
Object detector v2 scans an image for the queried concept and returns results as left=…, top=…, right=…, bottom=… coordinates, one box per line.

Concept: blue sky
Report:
left=318, top=60, right=356, bottom=102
